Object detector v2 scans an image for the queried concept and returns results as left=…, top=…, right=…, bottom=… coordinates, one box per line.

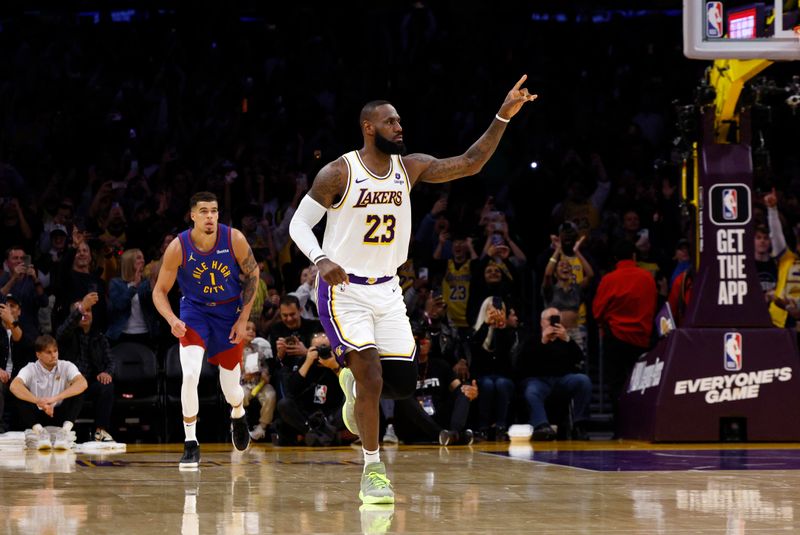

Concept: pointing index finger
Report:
left=512, top=74, right=528, bottom=91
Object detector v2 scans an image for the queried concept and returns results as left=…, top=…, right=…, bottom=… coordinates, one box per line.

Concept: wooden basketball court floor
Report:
left=2, top=440, right=800, bottom=534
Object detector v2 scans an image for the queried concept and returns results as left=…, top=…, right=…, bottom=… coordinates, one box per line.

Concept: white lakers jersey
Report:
left=322, top=150, right=412, bottom=278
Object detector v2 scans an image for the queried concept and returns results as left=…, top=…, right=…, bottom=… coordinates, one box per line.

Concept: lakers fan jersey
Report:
left=177, top=224, right=242, bottom=305
left=322, top=151, right=412, bottom=278
left=443, top=259, right=472, bottom=328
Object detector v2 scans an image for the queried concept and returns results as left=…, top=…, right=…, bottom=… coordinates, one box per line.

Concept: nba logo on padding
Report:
left=724, top=332, right=742, bottom=371
left=706, top=2, right=723, bottom=38
left=709, top=184, right=750, bottom=225
left=722, top=189, right=738, bottom=220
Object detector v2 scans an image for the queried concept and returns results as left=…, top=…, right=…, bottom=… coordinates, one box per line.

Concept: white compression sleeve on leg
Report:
left=289, top=195, right=328, bottom=263
left=219, top=365, right=245, bottom=416
left=180, top=345, right=205, bottom=418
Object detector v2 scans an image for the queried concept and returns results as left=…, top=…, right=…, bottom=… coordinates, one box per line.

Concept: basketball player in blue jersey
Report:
left=153, top=191, right=260, bottom=468
left=290, top=75, right=537, bottom=502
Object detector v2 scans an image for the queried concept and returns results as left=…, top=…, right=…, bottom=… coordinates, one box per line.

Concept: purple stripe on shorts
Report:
left=316, top=277, right=351, bottom=366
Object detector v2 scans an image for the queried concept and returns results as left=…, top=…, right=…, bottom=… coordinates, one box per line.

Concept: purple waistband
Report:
left=348, top=274, right=393, bottom=285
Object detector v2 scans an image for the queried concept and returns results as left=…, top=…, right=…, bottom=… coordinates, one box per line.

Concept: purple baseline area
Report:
left=489, top=449, right=800, bottom=471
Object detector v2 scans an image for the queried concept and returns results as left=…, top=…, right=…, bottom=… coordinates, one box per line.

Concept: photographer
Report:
left=274, top=332, right=345, bottom=446
left=267, top=294, right=321, bottom=398
left=516, top=307, right=592, bottom=441
left=393, top=325, right=478, bottom=445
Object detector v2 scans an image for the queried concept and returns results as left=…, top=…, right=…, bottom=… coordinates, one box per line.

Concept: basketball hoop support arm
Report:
left=709, top=58, right=773, bottom=143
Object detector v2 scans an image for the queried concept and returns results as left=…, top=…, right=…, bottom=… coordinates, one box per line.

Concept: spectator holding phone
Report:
left=0, top=246, right=48, bottom=341
left=516, top=307, right=592, bottom=441
left=542, top=233, right=594, bottom=354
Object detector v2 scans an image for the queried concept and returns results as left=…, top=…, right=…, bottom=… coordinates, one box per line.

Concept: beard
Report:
left=374, top=131, right=406, bottom=155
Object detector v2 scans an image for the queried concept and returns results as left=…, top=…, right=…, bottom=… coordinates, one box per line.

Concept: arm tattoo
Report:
left=411, top=121, right=506, bottom=185
left=308, top=159, right=347, bottom=207
left=239, top=247, right=258, bottom=305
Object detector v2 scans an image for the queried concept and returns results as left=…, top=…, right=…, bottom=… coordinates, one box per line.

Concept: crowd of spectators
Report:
left=3, top=4, right=800, bottom=443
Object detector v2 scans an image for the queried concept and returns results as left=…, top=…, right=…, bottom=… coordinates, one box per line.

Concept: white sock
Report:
left=184, top=420, right=197, bottom=442
left=231, top=405, right=245, bottom=419
left=62, top=421, right=74, bottom=432
left=363, top=447, right=380, bottom=466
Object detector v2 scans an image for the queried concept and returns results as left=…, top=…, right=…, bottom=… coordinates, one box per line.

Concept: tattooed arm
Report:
left=289, top=158, right=351, bottom=286
left=307, top=158, right=348, bottom=208
left=403, top=74, right=538, bottom=186
left=230, top=229, right=260, bottom=344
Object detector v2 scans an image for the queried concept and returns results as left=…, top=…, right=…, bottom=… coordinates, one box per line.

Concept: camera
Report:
left=549, top=314, right=561, bottom=326
left=286, top=335, right=299, bottom=346
left=316, top=345, right=332, bottom=359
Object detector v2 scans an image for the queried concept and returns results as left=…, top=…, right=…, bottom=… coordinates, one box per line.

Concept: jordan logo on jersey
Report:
left=192, top=260, right=232, bottom=294
left=352, top=188, right=404, bottom=208
left=187, top=252, right=197, bottom=263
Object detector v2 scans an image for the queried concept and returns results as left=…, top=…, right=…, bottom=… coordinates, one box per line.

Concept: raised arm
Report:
left=289, top=158, right=350, bottom=285
left=403, top=75, right=538, bottom=185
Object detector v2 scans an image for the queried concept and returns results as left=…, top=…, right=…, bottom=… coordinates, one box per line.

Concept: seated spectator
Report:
left=53, top=233, right=109, bottom=333
left=0, top=295, right=25, bottom=432
left=392, top=326, right=478, bottom=445
left=107, top=248, right=159, bottom=346
left=10, top=335, right=88, bottom=449
left=268, top=294, right=322, bottom=397
left=55, top=293, right=116, bottom=442
left=542, top=234, right=593, bottom=354
left=1, top=245, right=48, bottom=341
left=274, top=332, right=344, bottom=446
left=0, top=294, right=35, bottom=380
left=517, top=307, right=592, bottom=441
left=241, top=321, right=277, bottom=441
left=469, top=296, right=518, bottom=441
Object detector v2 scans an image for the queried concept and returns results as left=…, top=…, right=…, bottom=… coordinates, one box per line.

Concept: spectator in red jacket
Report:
left=592, top=240, right=657, bottom=431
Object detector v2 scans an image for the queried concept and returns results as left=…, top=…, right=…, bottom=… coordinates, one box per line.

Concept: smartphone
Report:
left=130, top=160, right=139, bottom=172
left=87, top=282, right=99, bottom=294
left=491, top=234, right=504, bottom=246
left=492, top=296, right=503, bottom=310
left=296, top=173, right=308, bottom=189
left=22, top=254, right=31, bottom=266
left=549, top=314, right=561, bottom=326
left=419, top=267, right=429, bottom=280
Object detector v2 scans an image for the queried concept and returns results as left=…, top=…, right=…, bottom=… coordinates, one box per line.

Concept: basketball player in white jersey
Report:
left=289, top=75, right=537, bottom=503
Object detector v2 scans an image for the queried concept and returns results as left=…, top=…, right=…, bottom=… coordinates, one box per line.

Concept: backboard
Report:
left=684, top=0, right=800, bottom=60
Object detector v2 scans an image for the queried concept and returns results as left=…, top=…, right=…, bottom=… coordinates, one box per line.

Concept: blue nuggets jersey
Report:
left=177, top=224, right=242, bottom=305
